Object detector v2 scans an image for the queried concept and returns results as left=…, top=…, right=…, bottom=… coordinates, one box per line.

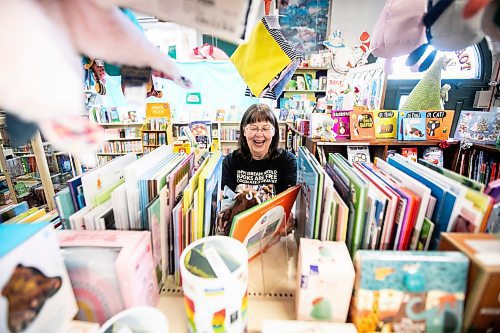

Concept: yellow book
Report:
left=197, top=152, right=221, bottom=238
left=374, top=110, right=397, bottom=139
left=183, top=157, right=210, bottom=241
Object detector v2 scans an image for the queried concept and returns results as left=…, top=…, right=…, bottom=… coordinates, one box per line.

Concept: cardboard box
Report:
left=439, top=233, right=500, bottom=332
left=0, top=223, right=78, bottom=333
left=296, top=239, right=355, bottom=322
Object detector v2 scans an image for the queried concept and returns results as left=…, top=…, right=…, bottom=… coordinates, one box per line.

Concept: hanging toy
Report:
left=83, top=58, right=106, bottom=95
left=189, top=43, right=229, bottom=60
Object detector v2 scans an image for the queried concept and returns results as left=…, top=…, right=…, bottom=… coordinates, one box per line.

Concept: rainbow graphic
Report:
left=241, top=291, right=248, bottom=321
left=212, top=308, right=226, bottom=333
left=184, top=296, right=196, bottom=332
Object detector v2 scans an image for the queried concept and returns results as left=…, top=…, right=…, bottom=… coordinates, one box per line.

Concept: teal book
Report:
left=54, top=188, right=76, bottom=230
left=397, top=111, right=427, bottom=141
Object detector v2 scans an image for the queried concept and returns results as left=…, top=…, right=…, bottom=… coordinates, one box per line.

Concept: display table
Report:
left=158, top=235, right=298, bottom=332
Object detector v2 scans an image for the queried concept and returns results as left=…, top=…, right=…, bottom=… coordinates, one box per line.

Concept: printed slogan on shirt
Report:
left=236, top=170, right=278, bottom=184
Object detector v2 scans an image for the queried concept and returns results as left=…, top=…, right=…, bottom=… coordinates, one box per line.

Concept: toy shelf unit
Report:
left=141, top=103, right=173, bottom=155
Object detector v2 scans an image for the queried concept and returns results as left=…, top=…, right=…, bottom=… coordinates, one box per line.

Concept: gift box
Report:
left=296, top=239, right=355, bottom=322
left=439, top=233, right=500, bottom=332
left=0, top=223, right=77, bottom=333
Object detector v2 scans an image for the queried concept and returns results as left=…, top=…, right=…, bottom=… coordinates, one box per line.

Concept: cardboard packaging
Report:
left=0, top=223, right=78, bottom=333
left=296, top=239, right=355, bottom=322
left=439, top=233, right=500, bottom=332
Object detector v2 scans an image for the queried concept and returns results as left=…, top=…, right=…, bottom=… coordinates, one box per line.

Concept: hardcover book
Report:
left=425, top=110, right=455, bottom=140
left=330, top=110, right=351, bottom=140
left=374, top=110, right=397, bottom=139
left=350, top=108, right=375, bottom=141
left=353, top=250, right=469, bottom=333
left=454, top=110, right=500, bottom=144
left=397, top=111, right=427, bottom=141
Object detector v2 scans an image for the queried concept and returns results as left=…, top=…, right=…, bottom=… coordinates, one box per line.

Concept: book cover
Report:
left=347, top=146, right=370, bottom=164
left=425, top=110, right=455, bottom=140
left=190, top=121, right=211, bottom=149
left=454, top=110, right=500, bottom=144
left=374, top=110, right=397, bottom=139
left=397, top=111, right=427, bottom=141
left=353, top=251, right=469, bottom=333
left=0, top=223, right=78, bottom=333
left=349, top=108, right=375, bottom=140
left=417, top=218, right=435, bottom=251
left=401, top=148, right=418, bottom=162
left=309, top=113, right=330, bottom=139
left=229, top=185, right=300, bottom=260
left=330, top=110, right=351, bottom=140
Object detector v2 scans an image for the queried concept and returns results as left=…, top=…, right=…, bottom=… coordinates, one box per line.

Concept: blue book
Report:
left=297, top=147, right=319, bottom=239
left=54, top=188, right=75, bottom=230
left=202, top=155, right=222, bottom=237
left=0, top=202, right=29, bottom=223
left=397, top=111, right=427, bottom=141
left=67, top=176, right=83, bottom=211
left=387, top=156, right=457, bottom=250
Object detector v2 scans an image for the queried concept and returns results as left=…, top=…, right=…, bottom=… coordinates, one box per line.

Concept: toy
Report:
left=323, top=30, right=371, bottom=75
left=320, top=117, right=336, bottom=142
left=83, top=58, right=107, bottom=95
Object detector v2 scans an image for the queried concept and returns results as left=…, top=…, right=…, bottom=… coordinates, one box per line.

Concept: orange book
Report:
left=349, top=108, right=375, bottom=140
left=229, top=185, right=300, bottom=261
left=425, top=110, right=454, bottom=140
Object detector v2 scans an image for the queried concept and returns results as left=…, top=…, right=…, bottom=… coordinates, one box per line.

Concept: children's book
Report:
left=347, top=145, right=370, bottom=164
left=374, top=110, right=397, bottom=139
left=349, top=108, right=375, bottom=140
left=330, top=110, right=351, bottom=140
left=454, top=109, right=500, bottom=144
left=190, top=121, right=212, bottom=149
left=297, top=147, right=320, bottom=239
left=397, top=111, right=427, bottom=141
left=309, top=113, right=330, bottom=138
left=352, top=251, right=469, bottom=333
left=401, top=147, right=418, bottom=162
left=425, top=110, right=454, bottom=140
left=417, top=218, right=435, bottom=250
left=229, top=185, right=300, bottom=260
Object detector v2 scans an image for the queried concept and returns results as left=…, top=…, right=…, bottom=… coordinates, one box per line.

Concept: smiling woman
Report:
left=221, top=104, right=297, bottom=197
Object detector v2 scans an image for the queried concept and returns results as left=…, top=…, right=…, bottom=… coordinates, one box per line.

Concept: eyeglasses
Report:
left=245, top=125, right=275, bottom=136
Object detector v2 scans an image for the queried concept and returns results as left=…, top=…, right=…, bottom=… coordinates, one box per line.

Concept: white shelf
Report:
left=158, top=235, right=297, bottom=332
left=96, top=152, right=127, bottom=156
left=220, top=140, right=239, bottom=143
left=97, top=122, right=142, bottom=127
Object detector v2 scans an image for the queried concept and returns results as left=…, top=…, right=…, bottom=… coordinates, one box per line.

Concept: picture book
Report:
left=297, top=147, right=320, bottom=239
left=190, top=121, right=211, bottom=149
left=374, top=110, right=397, bottom=139
left=422, top=147, right=444, bottom=167
left=229, top=185, right=300, bottom=260
left=425, top=110, right=455, bottom=140
left=330, top=110, right=351, bottom=139
left=347, top=146, right=370, bottom=164
left=417, top=218, right=435, bottom=250
left=397, top=111, right=427, bottom=141
left=401, top=148, right=418, bottom=162
left=0, top=223, right=78, bottom=333
left=454, top=109, right=500, bottom=144
left=349, top=108, right=375, bottom=140
left=352, top=251, right=469, bottom=333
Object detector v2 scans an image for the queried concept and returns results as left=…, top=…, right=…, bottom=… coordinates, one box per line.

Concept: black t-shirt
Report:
left=221, top=149, right=297, bottom=196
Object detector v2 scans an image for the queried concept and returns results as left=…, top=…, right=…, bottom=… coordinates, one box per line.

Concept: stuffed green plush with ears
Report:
left=401, top=56, right=450, bottom=111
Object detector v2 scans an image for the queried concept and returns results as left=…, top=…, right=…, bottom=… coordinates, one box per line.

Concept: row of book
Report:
left=310, top=109, right=455, bottom=141
left=0, top=201, right=60, bottom=226
left=103, top=127, right=140, bottom=140
left=99, top=141, right=142, bottom=154
left=296, top=146, right=498, bottom=256
left=220, top=128, right=240, bottom=141
left=142, top=132, right=167, bottom=146
left=89, top=105, right=140, bottom=124
left=457, top=149, right=500, bottom=186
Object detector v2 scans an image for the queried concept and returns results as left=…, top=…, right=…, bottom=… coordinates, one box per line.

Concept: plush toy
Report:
left=320, top=117, right=336, bottom=142
left=218, top=189, right=262, bottom=236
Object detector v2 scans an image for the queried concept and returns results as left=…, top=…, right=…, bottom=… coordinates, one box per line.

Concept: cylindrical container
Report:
left=180, top=236, right=248, bottom=333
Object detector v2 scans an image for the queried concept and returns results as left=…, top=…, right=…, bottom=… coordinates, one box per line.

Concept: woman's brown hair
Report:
left=237, top=103, right=280, bottom=159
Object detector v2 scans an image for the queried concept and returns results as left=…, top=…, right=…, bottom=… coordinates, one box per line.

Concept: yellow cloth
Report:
left=230, top=20, right=291, bottom=97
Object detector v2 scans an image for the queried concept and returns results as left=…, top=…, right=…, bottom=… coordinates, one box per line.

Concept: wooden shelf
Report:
left=472, top=143, right=500, bottom=153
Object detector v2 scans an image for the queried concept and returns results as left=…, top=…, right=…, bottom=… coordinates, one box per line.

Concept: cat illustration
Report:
left=2, top=264, right=62, bottom=333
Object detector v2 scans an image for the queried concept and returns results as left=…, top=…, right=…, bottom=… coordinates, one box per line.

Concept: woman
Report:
left=221, top=103, right=297, bottom=197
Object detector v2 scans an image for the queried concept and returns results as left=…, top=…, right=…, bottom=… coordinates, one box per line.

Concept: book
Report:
left=347, top=145, right=370, bottom=164
left=229, top=185, right=300, bottom=260
left=397, top=111, right=427, bottom=141
left=330, top=110, right=351, bottom=140
left=349, top=108, right=375, bottom=140
left=374, top=110, right=397, bottom=139
left=401, top=148, right=418, bottom=162
left=0, top=223, right=78, bottom=333
left=352, top=251, right=469, bottom=333
left=425, top=110, right=454, bottom=140
left=416, top=218, right=435, bottom=250
left=454, top=109, right=500, bottom=144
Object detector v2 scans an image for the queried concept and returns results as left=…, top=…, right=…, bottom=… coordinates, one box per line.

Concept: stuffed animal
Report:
left=218, top=189, right=262, bottom=235
left=320, top=117, right=336, bottom=142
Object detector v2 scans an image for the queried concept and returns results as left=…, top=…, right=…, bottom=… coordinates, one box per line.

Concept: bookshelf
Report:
left=98, top=122, right=143, bottom=164
left=280, top=67, right=328, bottom=113
left=141, top=103, right=172, bottom=155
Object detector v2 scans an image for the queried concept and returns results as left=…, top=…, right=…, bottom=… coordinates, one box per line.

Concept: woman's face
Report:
left=244, top=120, right=275, bottom=160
